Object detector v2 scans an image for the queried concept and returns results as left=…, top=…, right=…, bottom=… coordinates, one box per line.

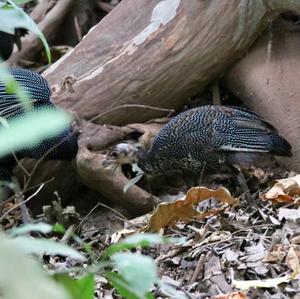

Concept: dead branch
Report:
left=76, top=122, right=160, bottom=214
left=8, top=0, right=73, bottom=64
left=30, top=0, right=56, bottom=23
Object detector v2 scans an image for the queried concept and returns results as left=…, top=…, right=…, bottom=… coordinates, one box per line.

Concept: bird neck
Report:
left=137, top=149, right=162, bottom=174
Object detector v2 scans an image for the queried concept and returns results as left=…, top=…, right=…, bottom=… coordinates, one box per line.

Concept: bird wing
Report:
left=211, top=107, right=291, bottom=156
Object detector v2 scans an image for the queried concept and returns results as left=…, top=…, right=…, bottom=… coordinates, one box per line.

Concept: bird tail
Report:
left=268, top=133, right=292, bottom=157
left=219, top=107, right=292, bottom=157
left=219, top=130, right=292, bottom=157
left=217, top=109, right=293, bottom=157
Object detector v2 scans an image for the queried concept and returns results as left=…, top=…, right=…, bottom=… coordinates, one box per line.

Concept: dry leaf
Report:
left=233, top=275, right=291, bottom=290
left=286, top=246, right=300, bottom=275
left=213, top=291, right=248, bottom=299
left=110, top=229, right=136, bottom=243
left=265, top=244, right=300, bottom=276
left=144, top=187, right=238, bottom=231
left=263, top=249, right=286, bottom=263
left=195, top=231, right=232, bottom=247
left=278, top=208, right=300, bottom=221
left=291, top=235, right=300, bottom=244
left=264, top=175, right=300, bottom=204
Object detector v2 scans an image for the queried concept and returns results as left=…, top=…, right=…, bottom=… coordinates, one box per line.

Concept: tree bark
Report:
left=224, top=21, right=300, bottom=172
left=43, top=0, right=300, bottom=125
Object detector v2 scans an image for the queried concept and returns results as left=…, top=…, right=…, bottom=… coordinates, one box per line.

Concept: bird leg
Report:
left=144, top=176, right=160, bottom=208
left=234, top=168, right=252, bottom=202
left=182, top=162, right=207, bottom=190
left=198, top=161, right=207, bottom=186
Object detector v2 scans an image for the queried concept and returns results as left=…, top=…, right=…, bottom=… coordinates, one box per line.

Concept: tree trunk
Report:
left=43, top=0, right=300, bottom=125
left=224, top=20, right=300, bottom=172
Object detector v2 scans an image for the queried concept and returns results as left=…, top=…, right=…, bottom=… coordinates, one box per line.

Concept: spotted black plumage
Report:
left=138, top=105, right=292, bottom=173
left=0, top=68, right=78, bottom=179
left=0, top=29, right=27, bottom=60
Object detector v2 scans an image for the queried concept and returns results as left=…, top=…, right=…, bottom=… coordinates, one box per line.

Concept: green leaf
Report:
left=0, top=109, right=72, bottom=158
left=9, top=237, right=86, bottom=261
left=0, top=63, right=31, bottom=110
left=106, top=272, right=141, bottom=299
left=111, top=253, right=157, bottom=298
left=103, top=233, right=183, bottom=258
left=0, top=1, right=51, bottom=62
left=54, top=273, right=95, bottom=299
left=10, top=223, right=52, bottom=237
left=13, top=0, right=34, bottom=4
left=0, top=233, right=70, bottom=299
left=158, top=282, right=188, bottom=299
left=52, top=223, right=66, bottom=234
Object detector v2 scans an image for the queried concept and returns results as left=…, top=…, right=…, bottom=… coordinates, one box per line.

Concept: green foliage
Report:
left=13, top=0, right=33, bottom=4
left=0, top=222, right=186, bottom=299
left=0, top=64, right=31, bottom=110
left=0, top=225, right=90, bottom=299
left=0, top=0, right=51, bottom=62
left=0, top=108, right=71, bottom=158
left=103, top=233, right=180, bottom=258
left=110, top=253, right=157, bottom=299
left=54, top=274, right=95, bottom=299
left=106, top=272, right=154, bottom=299
left=103, top=233, right=184, bottom=298
left=0, top=232, right=71, bottom=299
left=10, top=236, right=86, bottom=261
left=9, top=222, right=52, bottom=237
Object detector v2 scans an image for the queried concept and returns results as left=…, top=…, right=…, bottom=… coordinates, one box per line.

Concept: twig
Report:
left=212, top=80, right=221, bottom=105
left=88, top=104, right=175, bottom=124
left=0, top=183, right=44, bottom=221
left=97, top=1, right=114, bottom=13
left=188, top=254, right=205, bottom=284
left=74, top=16, right=82, bottom=42
left=0, top=177, right=54, bottom=209
left=30, top=0, right=56, bottom=23
left=12, top=152, right=30, bottom=176
left=95, top=202, right=128, bottom=222
left=76, top=202, right=101, bottom=230
left=61, top=224, right=76, bottom=243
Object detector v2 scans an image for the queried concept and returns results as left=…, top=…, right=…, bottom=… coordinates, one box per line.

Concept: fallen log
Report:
left=43, top=0, right=300, bottom=125
left=224, top=20, right=300, bottom=172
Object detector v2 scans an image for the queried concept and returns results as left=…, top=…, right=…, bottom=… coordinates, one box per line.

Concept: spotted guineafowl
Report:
left=0, top=29, right=27, bottom=60
left=0, top=68, right=78, bottom=181
left=137, top=105, right=292, bottom=174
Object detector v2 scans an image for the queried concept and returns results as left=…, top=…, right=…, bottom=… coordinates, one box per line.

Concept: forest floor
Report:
left=5, top=1, right=300, bottom=298
left=76, top=167, right=300, bottom=299
left=3, top=164, right=296, bottom=299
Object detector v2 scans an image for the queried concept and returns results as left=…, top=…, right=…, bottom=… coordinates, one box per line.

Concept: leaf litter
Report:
left=102, top=173, right=300, bottom=298
left=4, top=165, right=300, bottom=298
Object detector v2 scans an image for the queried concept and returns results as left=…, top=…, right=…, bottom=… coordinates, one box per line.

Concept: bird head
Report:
left=103, top=143, right=145, bottom=168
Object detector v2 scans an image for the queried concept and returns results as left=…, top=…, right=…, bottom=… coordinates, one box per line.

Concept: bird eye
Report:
left=111, top=151, right=118, bottom=158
